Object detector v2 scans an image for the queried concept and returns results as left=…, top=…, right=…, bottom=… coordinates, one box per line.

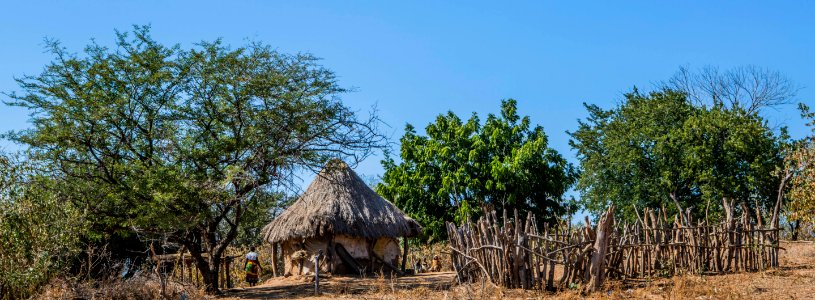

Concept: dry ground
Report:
left=221, top=241, right=815, bottom=299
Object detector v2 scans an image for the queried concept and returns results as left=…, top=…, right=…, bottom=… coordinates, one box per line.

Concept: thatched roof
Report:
left=261, top=160, right=421, bottom=243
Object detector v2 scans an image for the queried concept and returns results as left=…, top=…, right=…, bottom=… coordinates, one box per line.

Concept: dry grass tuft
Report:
left=32, top=275, right=211, bottom=300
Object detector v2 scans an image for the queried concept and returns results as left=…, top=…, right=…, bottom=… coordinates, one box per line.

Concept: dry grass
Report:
left=409, top=242, right=453, bottom=272
left=33, top=275, right=212, bottom=300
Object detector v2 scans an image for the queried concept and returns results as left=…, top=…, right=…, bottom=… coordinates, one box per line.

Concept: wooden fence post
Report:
left=586, top=205, right=614, bottom=293
left=445, top=203, right=779, bottom=293
left=270, top=243, right=278, bottom=277
left=226, top=257, right=232, bottom=289
left=314, top=250, right=323, bottom=295
left=402, top=237, right=409, bottom=273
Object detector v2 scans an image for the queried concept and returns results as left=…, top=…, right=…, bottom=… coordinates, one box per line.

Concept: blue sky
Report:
left=1, top=1, right=814, bottom=181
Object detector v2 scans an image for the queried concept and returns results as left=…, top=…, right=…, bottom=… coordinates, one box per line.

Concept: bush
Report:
left=0, top=154, right=86, bottom=299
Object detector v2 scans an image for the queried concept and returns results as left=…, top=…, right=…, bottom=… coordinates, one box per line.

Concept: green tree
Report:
left=569, top=89, right=698, bottom=221
left=4, top=26, right=384, bottom=294
left=569, top=88, right=783, bottom=223
left=785, top=104, right=815, bottom=238
left=681, top=105, right=782, bottom=223
left=377, top=99, right=576, bottom=241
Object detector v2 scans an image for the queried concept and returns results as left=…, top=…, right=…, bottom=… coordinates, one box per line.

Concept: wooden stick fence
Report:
left=447, top=205, right=781, bottom=292
left=151, top=250, right=240, bottom=290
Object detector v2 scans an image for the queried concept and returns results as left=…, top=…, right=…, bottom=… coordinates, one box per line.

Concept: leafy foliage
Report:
left=0, top=153, right=87, bottom=299
left=377, top=99, right=576, bottom=241
left=681, top=105, right=782, bottom=219
left=569, top=88, right=783, bottom=222
left=787, top=103, right=815, bottom=224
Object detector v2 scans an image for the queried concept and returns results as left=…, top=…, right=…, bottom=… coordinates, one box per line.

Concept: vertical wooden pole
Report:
left=271, top=243, right=278, bottom=277
left=367, top=240, right=375, bottom=273
left=586, top=205, right=614, bottom=293
left=188, top=261, right=193, bottom=284
left=181, top=252, right=186, bottom=282
left=401, top=237, right=409, bottom=273
left=226, top=258, right=232, bottom=289
left=327, top=237, right=334, bottom=274
left=314, top=251, right=322, bottom=295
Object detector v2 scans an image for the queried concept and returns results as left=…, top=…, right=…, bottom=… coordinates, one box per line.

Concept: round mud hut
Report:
left=261, top=160, right=421, bottom=276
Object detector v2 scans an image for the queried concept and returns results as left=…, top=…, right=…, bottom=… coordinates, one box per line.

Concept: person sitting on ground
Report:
left=244, top=246, right=264, bottom=286
left=430, top=255, right=441, bottom=272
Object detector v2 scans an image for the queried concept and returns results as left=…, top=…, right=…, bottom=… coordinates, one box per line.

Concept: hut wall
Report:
left=281, top=235, right=403, bottom=275
left=373, top=237, right=401, bottom=265
left=282, top=238, right=329, bottom=275
left=334, top=235, right=369, bottom=258
left=281, top=235, right=367, bottom=275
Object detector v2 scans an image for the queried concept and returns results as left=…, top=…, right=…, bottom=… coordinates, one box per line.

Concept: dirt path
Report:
left=221, top=272, right=456, bottom=299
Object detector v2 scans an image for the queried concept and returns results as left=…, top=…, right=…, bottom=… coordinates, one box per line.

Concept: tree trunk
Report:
left=771, top=169, right=791, bottom=230
left=204, top=263, right=220, bottom=294
left=181, top=221, right=241, bottom=295
left=173, top=191, right=261, bottom=294
left=741, top=202, right=757, bottom=225
left=770, top=169, right=791, bottom=267
left=670, top=192, right=688, bottom=226
left=187, top=250, right=221, bottom=294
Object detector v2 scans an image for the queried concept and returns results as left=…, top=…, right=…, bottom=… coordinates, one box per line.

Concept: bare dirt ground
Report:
left=221, top=241, right=815, bottom=299
left=221, top=272, right=455, bottom=299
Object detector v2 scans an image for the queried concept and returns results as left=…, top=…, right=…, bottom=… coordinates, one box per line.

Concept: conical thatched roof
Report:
left=262, top=160, right=421, bottom=243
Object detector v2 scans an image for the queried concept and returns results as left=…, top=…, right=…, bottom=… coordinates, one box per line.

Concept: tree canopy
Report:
left=569, top=88, right=783, bottom=222
left=377, top=99, right=576, bottom=241
left=3, top=26, right=384, bottom=293
left=787, top=104, right=815, bottom=225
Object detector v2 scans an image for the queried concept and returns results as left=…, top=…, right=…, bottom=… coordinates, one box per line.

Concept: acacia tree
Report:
left=4, top=27, right=384, bottom=293
left=377, top=99, right=576, bottom=241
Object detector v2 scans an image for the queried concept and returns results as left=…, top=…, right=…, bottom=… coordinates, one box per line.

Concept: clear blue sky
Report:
left=2, top=1, right=814, bottom=180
